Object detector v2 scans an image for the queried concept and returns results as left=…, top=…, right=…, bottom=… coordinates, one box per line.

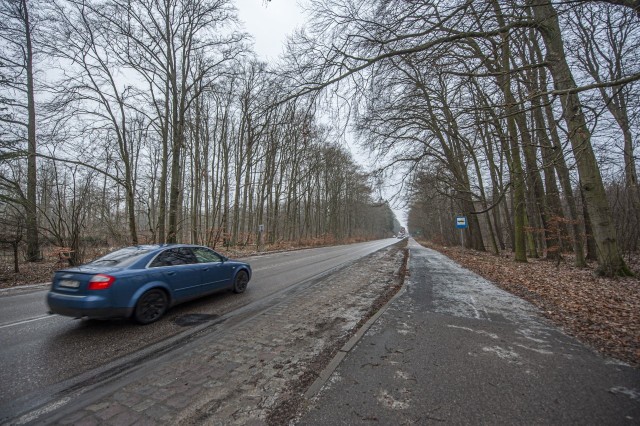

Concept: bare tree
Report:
left=44, top=0, right=142, bottom=244
left=530, top=0, right=632, bottom=275
left=279, top=0, right=637, bottom=275
left=0, top=202, right=24, bottom=272
left=0, top=0, right=40, bottom=261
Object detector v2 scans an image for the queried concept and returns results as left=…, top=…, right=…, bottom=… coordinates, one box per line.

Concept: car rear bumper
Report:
left=47, top=292, right=133, bottom=319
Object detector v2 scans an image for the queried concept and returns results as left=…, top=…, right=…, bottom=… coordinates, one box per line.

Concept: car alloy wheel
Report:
left=233, top=271, right=249, bottom=294
left=134, top=289, right=168, bottom=324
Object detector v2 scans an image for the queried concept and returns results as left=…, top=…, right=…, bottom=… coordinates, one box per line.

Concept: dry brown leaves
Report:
left=0, top=260, right=59, bottom=288
left=426, top=242, right=640, bottom=367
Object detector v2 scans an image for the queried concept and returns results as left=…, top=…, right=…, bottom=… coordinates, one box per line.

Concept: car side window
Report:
left=192, top=247, right=223, bottom=264
left=150, top=248, right=198, bottom=267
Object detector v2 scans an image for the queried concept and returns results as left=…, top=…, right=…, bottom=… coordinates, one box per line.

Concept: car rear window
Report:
left=90, top=247, right=154, bottom=267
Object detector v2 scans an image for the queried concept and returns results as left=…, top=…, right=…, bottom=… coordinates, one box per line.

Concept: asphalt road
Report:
left=0, top=238, right=399, bottom=412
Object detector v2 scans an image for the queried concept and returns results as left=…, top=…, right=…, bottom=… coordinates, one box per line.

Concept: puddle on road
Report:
left=173, top=313, right=220, bottom=327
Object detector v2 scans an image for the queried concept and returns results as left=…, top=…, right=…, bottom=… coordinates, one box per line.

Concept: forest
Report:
left=1, top=0, right=639, bottom=277
left=0, top=0, right=399, bottom=269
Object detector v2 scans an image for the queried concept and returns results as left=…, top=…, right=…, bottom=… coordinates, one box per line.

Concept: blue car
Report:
left=47, top=244, right=252, bottom=324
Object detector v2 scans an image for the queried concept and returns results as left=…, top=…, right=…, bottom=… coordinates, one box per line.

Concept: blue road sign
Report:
left=455, top=216, right=468, bottom=229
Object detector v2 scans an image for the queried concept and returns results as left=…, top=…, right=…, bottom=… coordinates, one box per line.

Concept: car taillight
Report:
left=88, top=274, right=116, bottom=290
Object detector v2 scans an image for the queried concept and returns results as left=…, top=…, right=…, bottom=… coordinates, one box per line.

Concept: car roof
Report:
left=128, top=244, right=212, bottom=251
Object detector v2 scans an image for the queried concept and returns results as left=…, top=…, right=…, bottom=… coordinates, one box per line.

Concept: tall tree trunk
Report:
left=533, top=95, right=567, bottom=257
left=191, top=95, right=203, bottom=244
left=23, top=0, right=39, bottom=261
left=167, top=71, right=183, bottom=243
left=486, top=0, right=527, bottom=261
left=536, top=55, right=586, bottom=265
left=530, top=0, right=630, bottom=276
left=157, top=3, right=172, bottom=244
left=581, top=186, right=599, bottom=262
left=499, top=36, right=527, bottom=261
left=120, top=122, right=138, bottom=245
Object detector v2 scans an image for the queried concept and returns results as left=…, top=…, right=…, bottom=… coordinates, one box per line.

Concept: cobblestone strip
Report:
left=50, top=244, right=406, bottom=425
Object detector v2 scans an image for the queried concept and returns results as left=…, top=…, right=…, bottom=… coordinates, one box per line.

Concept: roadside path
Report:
left=299, top=240, right=640, bottom=424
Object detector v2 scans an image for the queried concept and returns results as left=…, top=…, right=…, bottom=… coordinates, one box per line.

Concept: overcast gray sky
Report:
left=236, top=0, right=305, bottom=61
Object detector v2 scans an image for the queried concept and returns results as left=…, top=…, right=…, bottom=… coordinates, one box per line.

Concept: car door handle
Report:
left=167, top=272, right=176, bottom=276
left=202, top=268, right=209, bottom=272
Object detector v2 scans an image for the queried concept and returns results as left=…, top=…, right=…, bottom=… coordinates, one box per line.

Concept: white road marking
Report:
left=15, top=397, right=71, bottom=424
left=0, top=314, right=53, bottom=330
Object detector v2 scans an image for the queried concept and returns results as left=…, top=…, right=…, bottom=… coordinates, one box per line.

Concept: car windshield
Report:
left=90, top=247, right=155, bottom=267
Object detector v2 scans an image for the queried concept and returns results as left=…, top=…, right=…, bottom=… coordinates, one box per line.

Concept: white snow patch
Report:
left=394, top=370, right=412, bottom=381
left=397, top=322, right=413, bottom=335
left=610, top=387, right=640, bottom=401
left=328, top=372, right=343, bottom=385
left=447, top=324, right=499, bottom=340
left=482, top=346, right=521, bottom=363
left=514, top=344, right=554, bottom=355
left=605, top=358, right=630, bottom=367
left=377, top=389, right=410, bottom=410
left=517, top=328, right=548, bottom=344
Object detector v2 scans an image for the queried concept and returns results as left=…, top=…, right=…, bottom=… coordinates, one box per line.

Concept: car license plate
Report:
left=59, top=279, right=80, bottom=288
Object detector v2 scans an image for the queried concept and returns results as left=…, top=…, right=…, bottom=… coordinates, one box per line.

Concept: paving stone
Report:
left=70, top=415, right=100, bottom=426
left=94, top=402, right=126, bottom=421
left=143, top=403, right=171, bottom=421
left=131, top=399, right=155, bottom=413
left=105, top=410, right=138, bottom=426
left=85, top=402, right=110, bottom=413
left=149, top=387, right=173, bottom=402
left=55, top=410, right=90, bottom=424
left=164, top=394, right=193, bottom=409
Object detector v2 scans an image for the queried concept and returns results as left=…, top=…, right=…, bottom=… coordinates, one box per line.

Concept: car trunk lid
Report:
left=52, top=266, right=122, bottom=293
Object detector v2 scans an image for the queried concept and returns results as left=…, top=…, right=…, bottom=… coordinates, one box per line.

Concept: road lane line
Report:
left=15, top=397, right=71, bottom=425
left=0, top=314, right=52, bottom=329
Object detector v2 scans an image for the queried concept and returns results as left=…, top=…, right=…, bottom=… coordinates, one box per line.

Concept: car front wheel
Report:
left=233, top=270, right=249, bottom=294
left=134, top=289, right=168, bottom=324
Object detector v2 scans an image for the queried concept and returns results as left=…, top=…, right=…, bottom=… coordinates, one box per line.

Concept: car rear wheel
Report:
left=134, top=289, right=168, bottom=324
left=233, top=270, right=249, bottom=294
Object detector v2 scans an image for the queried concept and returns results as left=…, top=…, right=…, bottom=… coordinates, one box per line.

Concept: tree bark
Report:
left=495, top=3, right=527, bottom=262
left=23, top=0, right=39, bottom=261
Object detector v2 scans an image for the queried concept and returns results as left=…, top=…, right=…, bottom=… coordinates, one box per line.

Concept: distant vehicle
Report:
left=47, top=244, right=252, bottom=324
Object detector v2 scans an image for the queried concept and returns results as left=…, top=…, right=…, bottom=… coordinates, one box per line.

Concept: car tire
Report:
left=133, top=289, right=168, bottom=324
left=232, top=270, right=249, bottom=294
